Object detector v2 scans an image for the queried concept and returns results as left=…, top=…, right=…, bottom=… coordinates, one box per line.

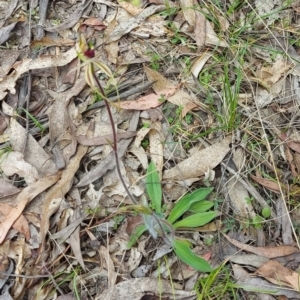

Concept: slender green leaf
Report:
left=173, top=239, right=212, bottom=272
left=173, top=211, right=217, bottom=229
left=20, top=108, right=45, bottom=131
left=167, top=187, right=213, bottom=224
left=146, top=162, right=162, bottom=213
left=127, top=224, right=147, bottom=248
left=189, top=200, right=214, bottom=213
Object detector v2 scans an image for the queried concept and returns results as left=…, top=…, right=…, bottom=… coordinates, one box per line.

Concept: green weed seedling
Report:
left=127, top=162, right=218, bottom=272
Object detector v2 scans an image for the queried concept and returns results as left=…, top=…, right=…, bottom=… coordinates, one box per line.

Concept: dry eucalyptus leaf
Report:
left=149, top=122, right=164, bottom=179
left=6, top=118, right=58, bottom=176
left=0, top=174, right=60, bottom=244
left=144, top=66, right=197, bottom=116
left=163, top=136, right=232, bottom=180
left=106, top=5, right=165, bottom=42
left=39, top=145, right=87, bottom=248
left=256, top=260, right=300, bottom=291
left=226, top=177, right=255, bottom=220
left=223, top=233, right=299, bottom=258
left=180, top=0, right=195, bottom=26
left=0, top=151, right=39, bottom=184
left=232, top=264, right=300, bottom=299
left=0, top=47, right=77, bottom=100
left=98, top=278, right=196, bottom=300
left=0, top=179, right=19, bottom=198
left=44, top=0, right=93, bottom=32
left=0, top=22, right=20, bottom=45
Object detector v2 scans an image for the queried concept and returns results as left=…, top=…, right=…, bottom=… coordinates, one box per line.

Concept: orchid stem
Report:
left=91, top=66, right=138, bottom=205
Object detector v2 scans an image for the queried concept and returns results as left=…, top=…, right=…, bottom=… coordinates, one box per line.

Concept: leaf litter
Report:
left=0, top=0, right=300, bottom=299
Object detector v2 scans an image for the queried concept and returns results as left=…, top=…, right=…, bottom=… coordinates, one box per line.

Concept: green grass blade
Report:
left=127, top=224, right=147, bottom=248
left=146, top=162, right=162, bottom=213
left=173, top=239, right=212, bottom=272
left=172, top=211, right=217, bottom=229
left=189, top=200, right=214, bottom=213
left=167, top=187, right=213, bottom=224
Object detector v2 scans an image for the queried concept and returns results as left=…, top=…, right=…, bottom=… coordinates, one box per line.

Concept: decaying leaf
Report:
left=256, top=260, right=300, bottom=291
left=0, top=151, right=39, bottom=184
left=0, top=178, right=19, bottom=198
left=226, top=177, right=255, bottom=221
left=223, top=233, right=299, bottom=258
left=0, top=48, right=77, bottom=100
left=0, top=203, right=30, bottom=240
left=6, top=118, right=58, bottom=176
left=99, top=277, right=196, bottom=300
left=45, top=0, right=93, bottom=32
left=115, top=88, right=177, bottom=110
left=144, top=66, right=198, bottom=116
left=0, top=173, right=60, bottom=244
left=149, top=122, right=164, bottom=179
left=0, top=21, right=21, bottom=45
left=39, top=145, right=87, bottom=249
left=106, top=5, right=165, bottom=42
left=232, top=264, right=300, bottom=299
left=250, top=174, right=282, bottom=193
left=163, top=136, right=232, bottom=180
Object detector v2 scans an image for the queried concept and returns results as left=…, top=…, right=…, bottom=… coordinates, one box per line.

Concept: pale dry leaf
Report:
left=0, top=178, right=19, bottom=198
left=115, top=88, right=177, bottom=110
left=0, top=22, right=20, bottom=45
left=232, top=264, right=300, bottom=299
left=255, top=57, right=292, bottom=87
left=68, top=188, right=85, bottom=269
left=105, top=41, right=119, bottom=64
left=227, top=254, right=269, bottom=268
left=194, top=9, right=206, bottom=49
left=144, top=66, right=197, bottom=116
left=277, top=197, right=293, bottom=246
left=0, top=48, right=77, bottom=100
left=118, top=1, right=143, bottom=15
left=0, top=0, right=18, bottom=21
left=0, top=203, right=30, bottom=240
left=98, top=278, right=196, bottom=300
left=99, top=245, right=117, bottom=288
left=106, top=5, right=165, bottom=42
left=256, top=260, right=299, bottom=290
left=39, top=145, right=87, bottom=249
left=205, top=20, right=228, bottom=47
left=103, top=160, right=130, bottom=198
left=76, top=130, right=136, bottom=146
left=0, top=151, right=39, bottom=184
left=6, top=118, right=58, bottom=176
left=163, top=136, right=232, bottom=180
left=30, top=36, right=75, bottom=49
left=49, top=78, right=86, bottom=146
left=45, top=0, right=93, bottom=32
left=223, top=233, right=300, bottom=258
left=191, top=53, right=211, bottom=78
left=129, top=144, right=148, bottom=170
left=76, top=112, right=140, bottom=187
left=149, top=123, right=164, bottom=179
left=250, top=174, right=281, bottom=193
left=180, top=0, right=195, bottom=26
left=0, top=50, right=20, bottom=77
left=226, top=177, right=255, bottom=220
left=0, top=174, right=60, bottom=244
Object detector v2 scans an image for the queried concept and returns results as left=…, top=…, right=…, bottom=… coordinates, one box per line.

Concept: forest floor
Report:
left=1, top=0, right=300, bottom=299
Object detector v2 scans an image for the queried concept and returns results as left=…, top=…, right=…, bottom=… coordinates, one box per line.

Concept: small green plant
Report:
left=195, top=263, right=238, bottom=299
left=148, top=52, right=161, bottom=70
left=127, top=162, right=218, bottom=272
